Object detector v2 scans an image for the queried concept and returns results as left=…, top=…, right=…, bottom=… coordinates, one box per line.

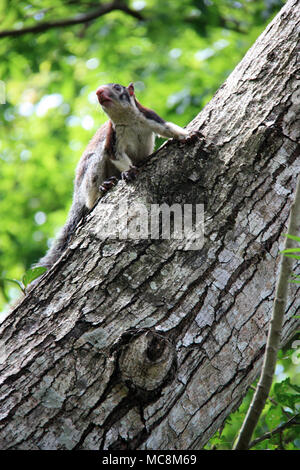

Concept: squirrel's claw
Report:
left=100, top=176, right=118, bottom=193
left=121, top=166, right=139, bottom=182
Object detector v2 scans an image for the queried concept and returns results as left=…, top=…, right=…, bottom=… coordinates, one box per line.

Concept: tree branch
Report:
left=249, top=415, right=300, bottom=448
left=233, top=174, right=300, bottom=450
left=0, top=0, right=144, bottom=39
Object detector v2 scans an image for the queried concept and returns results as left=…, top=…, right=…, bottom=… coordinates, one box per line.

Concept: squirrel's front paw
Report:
left=176, top=129, right=189, bottom=140
left=121, top=166, right=139, bottom=182
left=100, top=176, right=118, bottom=193
left=177, top=130, right=203, bottom=142
left=186, top=130, right=203, bottom=140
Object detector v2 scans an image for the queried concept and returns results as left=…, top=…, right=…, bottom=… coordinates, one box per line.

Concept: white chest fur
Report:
left=112, top=122, right=155, bottom=172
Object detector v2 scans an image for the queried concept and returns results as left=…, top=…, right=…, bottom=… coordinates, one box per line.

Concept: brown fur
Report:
left=134, top=97, right=165, bottom=124
left=76, top=121, right=109, bottom=185
left=104, top=120, right=116, bottom=160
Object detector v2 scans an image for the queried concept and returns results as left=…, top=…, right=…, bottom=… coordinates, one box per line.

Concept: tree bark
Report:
left=234, top=174, right=300, bottom=449
left=0, top=0, right=299, bottom=450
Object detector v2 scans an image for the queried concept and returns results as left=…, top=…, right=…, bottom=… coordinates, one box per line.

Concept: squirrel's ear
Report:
left=127, top=82, right=135, bottom=96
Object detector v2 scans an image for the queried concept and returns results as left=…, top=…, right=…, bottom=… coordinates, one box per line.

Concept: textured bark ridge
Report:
left=0, top=0, right=299, bottom=450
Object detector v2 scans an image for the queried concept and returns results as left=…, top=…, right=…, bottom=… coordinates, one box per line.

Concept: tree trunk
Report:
left=0, top=0, right=299, bottom=450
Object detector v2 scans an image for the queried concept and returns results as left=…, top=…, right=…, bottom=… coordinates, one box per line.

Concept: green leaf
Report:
left=2, top=278, right=25, bottom=294
left=273, top=378, right=299, bottom=411
left=22, top=267, right=47, bottom=287
left=283, top=233, right=300, bottom=242
left=281, top=248, right=300, bottom=253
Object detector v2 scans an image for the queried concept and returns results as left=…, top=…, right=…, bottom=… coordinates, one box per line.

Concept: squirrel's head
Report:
left=96, top=83, right=136, bottom=120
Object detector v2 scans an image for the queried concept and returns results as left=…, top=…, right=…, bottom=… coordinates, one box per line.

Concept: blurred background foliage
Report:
left=0, top=0, right=286, bottom=305
left=1, top=0, right=299, bottom=450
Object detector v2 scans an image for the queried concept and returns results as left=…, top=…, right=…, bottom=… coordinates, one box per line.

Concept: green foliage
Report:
left=281, top=234, right=300, bottom=263
left=1, top=266, right=46, bottom=295
left=205, top=343, right=300, bottom=450
left=0, top=0, right=285, bottom=309
left=281, top=234, right=300, bottom=288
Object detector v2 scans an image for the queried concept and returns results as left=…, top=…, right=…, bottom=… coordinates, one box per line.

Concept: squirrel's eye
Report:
left=113, top=84, right=121, bottom=92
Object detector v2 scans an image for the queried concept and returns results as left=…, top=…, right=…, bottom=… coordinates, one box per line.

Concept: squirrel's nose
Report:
left=96, top=86, right=105, bottom=97
left=96, top=86, right=112, bottom=105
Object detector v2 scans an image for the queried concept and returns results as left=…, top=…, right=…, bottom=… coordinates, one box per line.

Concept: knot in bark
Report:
left=119, top=330, right=176, bottom=391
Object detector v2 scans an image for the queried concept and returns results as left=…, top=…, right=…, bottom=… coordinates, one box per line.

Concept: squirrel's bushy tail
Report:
left=36, top=203, right=88, bottom=269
